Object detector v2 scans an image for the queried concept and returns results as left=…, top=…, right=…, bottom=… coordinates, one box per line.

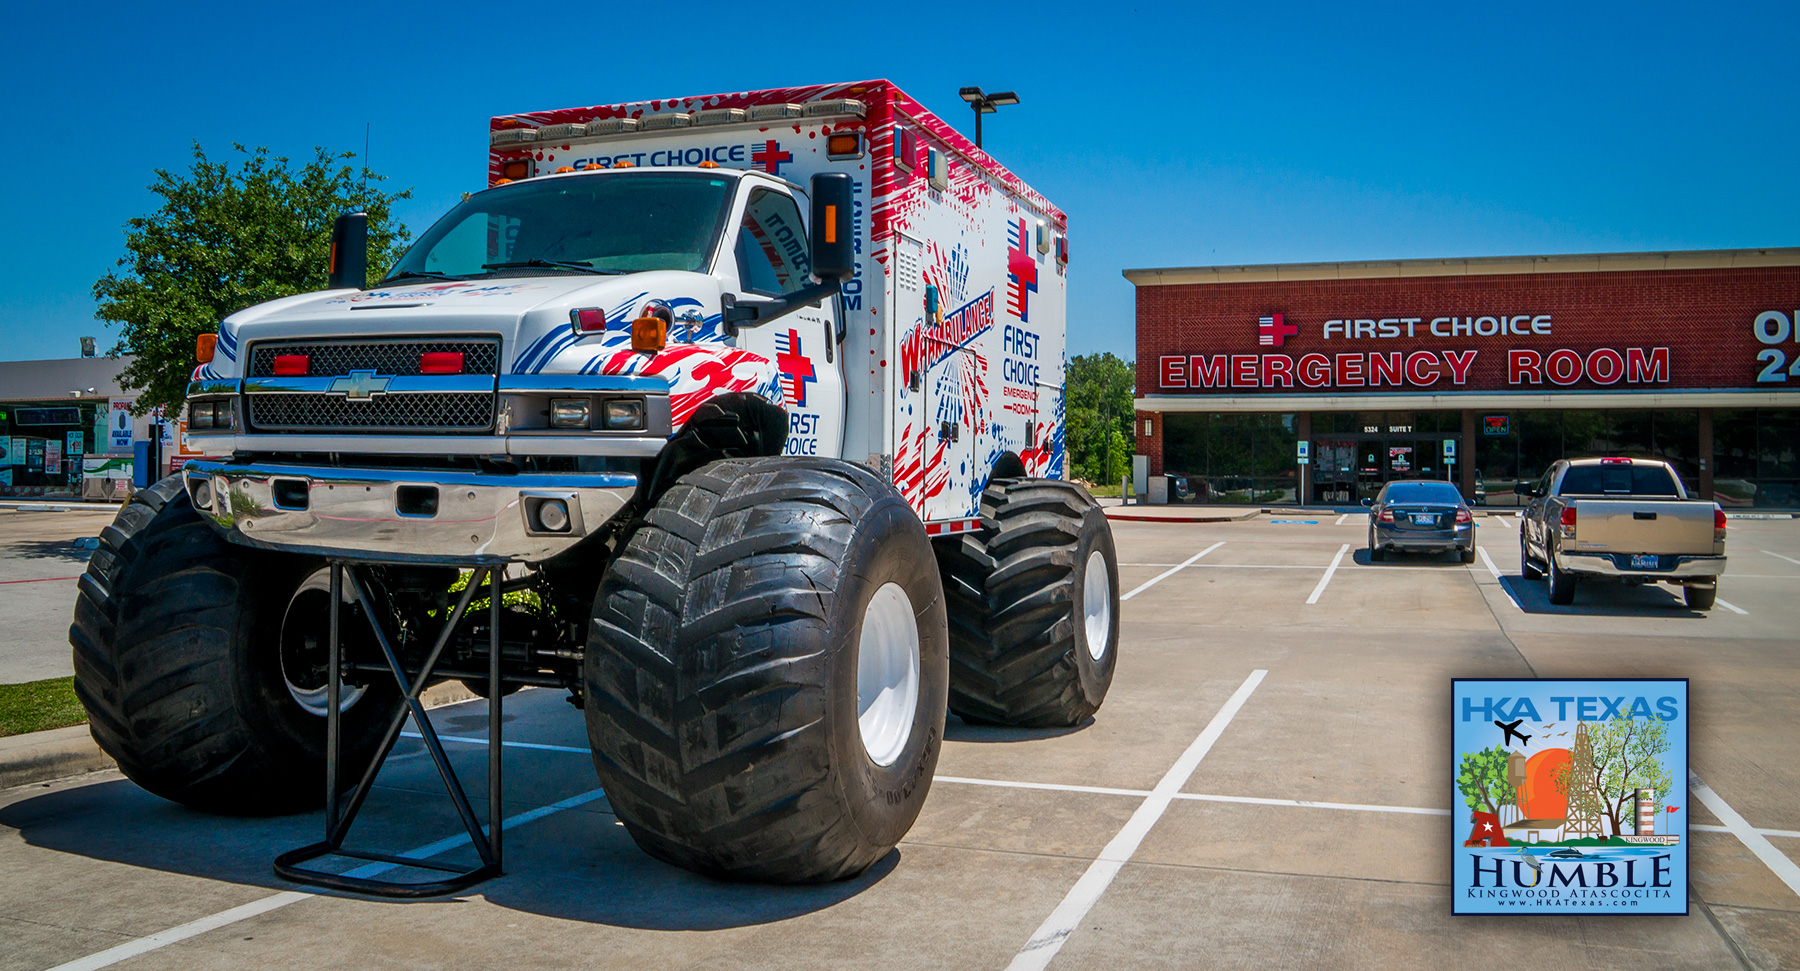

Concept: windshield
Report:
left=387, top=172, right=736, bottom=280
left=1382, top=482, right=1464, bottom=504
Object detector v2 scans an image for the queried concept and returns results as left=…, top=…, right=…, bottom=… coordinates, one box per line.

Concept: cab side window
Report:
left=734, top=189, right=811, bottom=295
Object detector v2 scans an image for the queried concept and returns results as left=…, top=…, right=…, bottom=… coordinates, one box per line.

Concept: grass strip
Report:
left=0, top=676, right=87, bottom=737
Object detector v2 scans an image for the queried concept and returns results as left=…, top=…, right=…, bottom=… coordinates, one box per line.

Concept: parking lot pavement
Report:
left=0, top=508, right=115, bottom=684
left=3, top=513, right=1797, bottom=970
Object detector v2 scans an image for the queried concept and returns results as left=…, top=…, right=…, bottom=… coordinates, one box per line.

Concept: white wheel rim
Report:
left=281, top=570, right=367, bottom=717
left=1083, top=550, right=1112, bottom=661
left=857, top=582, right=920, bottom=767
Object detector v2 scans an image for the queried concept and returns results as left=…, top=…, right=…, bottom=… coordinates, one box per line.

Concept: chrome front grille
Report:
left=249, top=338, right=500, bottom=377
left=248, top=393, right=495, bottom=432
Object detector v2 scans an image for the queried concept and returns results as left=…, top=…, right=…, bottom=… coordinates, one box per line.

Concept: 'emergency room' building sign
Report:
left=1160, top=312, right=1678, bottom=392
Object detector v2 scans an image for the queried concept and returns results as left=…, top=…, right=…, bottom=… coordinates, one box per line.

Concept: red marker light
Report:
left=420, top=351, right=465, bottom=375
left=272, top=354, right=310, bottom=376
left=571, top=308, right=608, bottom=334
left=1600, top=456, right=1633, bottom=465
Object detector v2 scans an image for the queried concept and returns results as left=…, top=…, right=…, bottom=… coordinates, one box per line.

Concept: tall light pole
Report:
left=958, top=87, right=1019, bottom=149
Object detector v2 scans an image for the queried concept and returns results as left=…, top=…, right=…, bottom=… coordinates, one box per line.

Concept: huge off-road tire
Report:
left=584, top=457, right=949, bottom=883
left=69, top=475, right=398, bottom=815
left=934, top=478, right=1118, bottom=728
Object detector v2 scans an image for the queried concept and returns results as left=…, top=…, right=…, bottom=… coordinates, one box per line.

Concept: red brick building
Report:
left=1128, top=248, right=1800, bottom=507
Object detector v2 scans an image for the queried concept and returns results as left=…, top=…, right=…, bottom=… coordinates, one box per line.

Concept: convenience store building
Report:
left=1128, top=248, right=1800, bottom=508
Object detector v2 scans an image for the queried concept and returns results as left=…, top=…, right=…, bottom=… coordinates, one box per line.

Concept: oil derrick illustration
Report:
left=1562, top=722, right=1604, bottom=838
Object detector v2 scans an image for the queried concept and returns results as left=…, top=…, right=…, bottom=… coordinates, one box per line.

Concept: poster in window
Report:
left=46, top=441, right=62, bottom=475
left=66, top=431, right=85, bottom=456
left=1453, top=678, right=1688, bottom=915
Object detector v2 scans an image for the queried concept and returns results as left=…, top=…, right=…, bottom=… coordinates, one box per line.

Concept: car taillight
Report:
left=1600, top=457, right=1633, bottom=465
left=1456, top=508, right=1472, bottom=523
left=420, top=351, right=464, bottom=374
left=1715, top=508, right=1727, bottom=531
left=272, top=354, right=310, bottom=376
left=1560, top=507, right=1577, bottom=527
left=1378, top=508, right=1394, bottom=523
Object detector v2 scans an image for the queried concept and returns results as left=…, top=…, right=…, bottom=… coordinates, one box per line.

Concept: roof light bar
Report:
left=536, top=123, right=585, bottom=140
left=695, top=107, right=746, bottom=126
left=748, top=103, right=804, bottom=121
left=803, top=99, right=867, bottom=119
left=640, top=113, right=692, bottom=130
left=490, top=129, right=538, bottom=148
left=586, top=118, right=639, bottom=135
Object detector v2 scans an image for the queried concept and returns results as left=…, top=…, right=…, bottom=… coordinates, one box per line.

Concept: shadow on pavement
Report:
left=943, top=713, right=1090, bottom=743
left=1498, top=575, right=1708, bottom=618
left=1349, top=548, right=1466, bottom=568
left=1, top=539, right=96, bottom=563
left=0, top=717, right=895, bottom=930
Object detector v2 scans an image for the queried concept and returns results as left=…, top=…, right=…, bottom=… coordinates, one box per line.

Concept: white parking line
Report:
left=1762, top=549, right=1800, bottom=567
left=1305, top=545, right=1350, bottom=605
left=1334, top=513, right=1348, bottom=525
left=1005, top=669, right=1266, bottom=971
left=1474, top=547, right=1524, bottom=611
left=1714, top=598, right=1749, bottom=615
left=1120, top=541, right=1224, bottom=601
left=1689, top=771, right=1800, bottom=900
left=45, top=788, right=607, bottom=971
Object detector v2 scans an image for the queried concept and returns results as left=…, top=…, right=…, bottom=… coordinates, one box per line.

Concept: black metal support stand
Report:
left=274, top=561, right=506, bottom=897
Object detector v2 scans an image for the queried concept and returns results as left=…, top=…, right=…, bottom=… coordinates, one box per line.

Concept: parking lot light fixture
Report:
left=958, top=86, right=1020, bottom=149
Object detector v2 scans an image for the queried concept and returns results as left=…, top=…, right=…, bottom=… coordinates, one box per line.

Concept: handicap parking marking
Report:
left=1004, top=669, right=1267, bottom=971
left=1269, top=520, right=1319, bottom=525
left=1304, top=545, right=1351, bottom=605
left=402, top=731, right=590, bottom=754
left=43, top=788, right=609, bottom=971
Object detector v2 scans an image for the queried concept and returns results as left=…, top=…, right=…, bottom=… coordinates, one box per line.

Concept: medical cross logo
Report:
left=1258, top=313, right=1297, bottom=348
left=775, top=329, right=815, bottom=407
left=1006, top=219, right=1038, bottom=323
left=752, top=140, right=792, bottom=175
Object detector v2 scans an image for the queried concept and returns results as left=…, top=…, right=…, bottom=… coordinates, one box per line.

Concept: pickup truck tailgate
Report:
left=1572, top=501, right=1715, bottom=555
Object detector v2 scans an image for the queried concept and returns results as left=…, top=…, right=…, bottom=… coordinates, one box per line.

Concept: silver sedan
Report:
left=1366, top=480, right=1475, bottom=563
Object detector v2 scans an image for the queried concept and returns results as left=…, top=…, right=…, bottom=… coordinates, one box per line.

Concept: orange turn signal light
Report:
left=698, top=160, right=719, bottom=168
left=195, top=333, right=217, bottom=363
left=613, top=160, right=635, bottom=169
left=826, top=133, right=862, bottom=158
left=554, top=166, right=575, bottom=173
left=631, top=315, right=668, bottom=353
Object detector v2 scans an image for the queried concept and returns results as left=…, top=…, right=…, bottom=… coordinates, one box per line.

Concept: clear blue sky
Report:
left=2, top=1, right=1794, bottom=364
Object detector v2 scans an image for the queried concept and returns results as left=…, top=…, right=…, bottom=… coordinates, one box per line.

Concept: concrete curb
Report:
left=0, top=681, right=487, bottom=792
left=1105, top=508, right=1263, bottom=524
left=0, top=725, right=114, bottom=790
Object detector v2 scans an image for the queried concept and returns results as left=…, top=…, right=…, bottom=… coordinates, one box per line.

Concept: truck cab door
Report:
left=1027, top=380, right=1063, bottom=478
left=726, top=184, right=845, bottom=459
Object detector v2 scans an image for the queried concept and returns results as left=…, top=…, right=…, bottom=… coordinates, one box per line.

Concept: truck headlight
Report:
left=602, top=398, right=645, bottom=430
left=550, top=398, right=591, bottom=429
left=189, top=401, right=214, bottom=428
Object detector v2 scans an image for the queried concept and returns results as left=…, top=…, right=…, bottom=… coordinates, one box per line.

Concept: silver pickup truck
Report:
left=1516, top=457, right=1726, bottom=609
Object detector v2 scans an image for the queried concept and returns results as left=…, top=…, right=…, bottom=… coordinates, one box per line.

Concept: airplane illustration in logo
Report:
left=1495, top=718, right=1532, bottom=747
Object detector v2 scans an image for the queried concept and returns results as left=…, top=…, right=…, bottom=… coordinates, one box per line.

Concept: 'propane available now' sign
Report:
left=1452, top=679, right=1688, bottom=915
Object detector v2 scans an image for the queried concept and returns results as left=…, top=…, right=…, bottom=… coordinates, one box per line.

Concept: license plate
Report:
left=1412, top=514, right=1436, bottom=525
left=1630, top=554, right=1659, bottom=569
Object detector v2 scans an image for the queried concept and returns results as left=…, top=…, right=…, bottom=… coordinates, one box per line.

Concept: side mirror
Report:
left=809, top=173, right=854, bottom=282
left=328, top=212, right=368, bottom=290
left=1361, top=498, right=1374, bottom=507
left=1512, top=481, right=1532, bottom=497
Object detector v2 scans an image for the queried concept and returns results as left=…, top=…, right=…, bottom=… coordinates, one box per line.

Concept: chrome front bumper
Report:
left=182, top=460, right=636, bottom=563
left=1554, top=550, right=1727, bottom=582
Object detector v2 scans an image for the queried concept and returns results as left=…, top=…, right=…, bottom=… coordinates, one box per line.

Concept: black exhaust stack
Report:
left=327, top=212, right=368, bottom=290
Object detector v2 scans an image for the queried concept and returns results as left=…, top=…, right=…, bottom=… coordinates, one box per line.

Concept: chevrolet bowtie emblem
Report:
left=327, top=370, right=392, bottom=399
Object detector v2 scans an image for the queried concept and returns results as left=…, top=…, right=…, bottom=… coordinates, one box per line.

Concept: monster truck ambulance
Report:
left=72, top=80, right=1118, bottom=885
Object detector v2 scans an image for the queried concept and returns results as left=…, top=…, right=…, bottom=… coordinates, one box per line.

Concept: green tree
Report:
left=1066, top=352, right=1135, bottom=485
left=1457, top=745, right=1518, bottom=816
left=1592, top=716, right=1673, bottom=835
left=95, top=143, right=412, bottom=414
